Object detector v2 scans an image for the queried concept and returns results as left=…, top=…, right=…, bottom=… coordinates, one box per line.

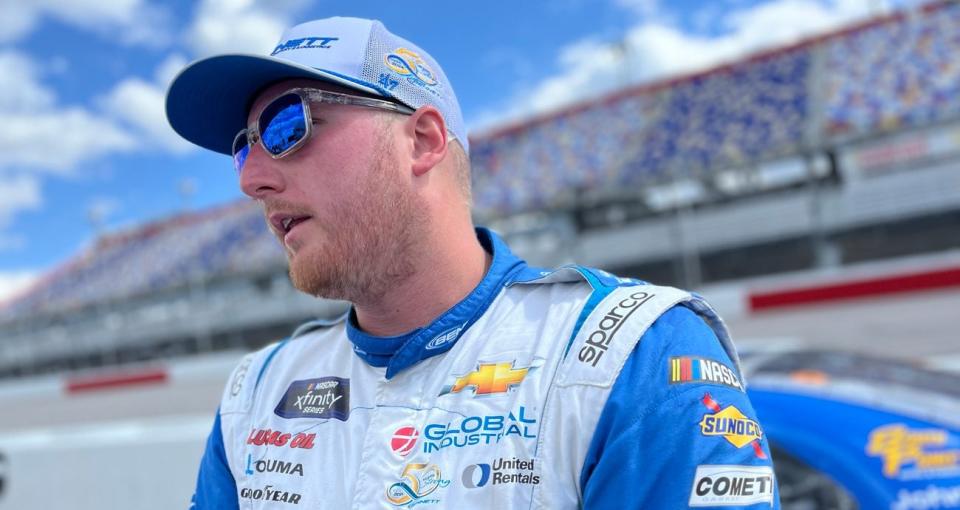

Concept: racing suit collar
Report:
left=345, top=227, right=527, bottom=379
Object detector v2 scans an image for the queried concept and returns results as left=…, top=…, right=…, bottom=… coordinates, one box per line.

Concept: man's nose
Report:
left=239, top=146, right=286, bottom=199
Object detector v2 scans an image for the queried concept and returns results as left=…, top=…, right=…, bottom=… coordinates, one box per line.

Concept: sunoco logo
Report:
left=422, top=406, right=537, bottom=453
left=701, top=393, right=766, bottom=459
left=462, top=457, right=540, bottom=488
left=578, top=291, right=653, bottom=367
left=274, top=377, right=349, bottom=420
left=689, top=465, right=775, bottom=507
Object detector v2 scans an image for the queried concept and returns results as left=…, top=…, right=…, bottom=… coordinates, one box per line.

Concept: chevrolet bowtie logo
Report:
left=439, top=360, right=543, bottom=396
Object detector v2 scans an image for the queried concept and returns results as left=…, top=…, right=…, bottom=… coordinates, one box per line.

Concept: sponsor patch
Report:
left=701, top=393, right=766, bottom=459
left=246, top=429, right=316, bottom=449
left=866, top=424, right=960, bottom=480
left=670, top=356, right=744, bottom=392
left=384, top=48, right=440, bottom=94
left=239, top=485, right=302, bottom=505
left=578, top=291, right=654, bottom=367
left=462, top=457, right=540, bottom=489
left=439, top=360, right=541, bottom=397
left=245, top=455, right=304, bottom=477
left=891, top=484, right=960, bottom=510
left=386, top=463, right=450, bottom=507
left=689, top=465, right=775, bottom=507
left=391, top=426, right=420, bottom=457
left=422, top=406, right=537, bottom=453
left=274, top=377, right=350, bottom=420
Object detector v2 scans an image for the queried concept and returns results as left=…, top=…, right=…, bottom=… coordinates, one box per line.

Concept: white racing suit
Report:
left=192, top=228, right=780, bottom=509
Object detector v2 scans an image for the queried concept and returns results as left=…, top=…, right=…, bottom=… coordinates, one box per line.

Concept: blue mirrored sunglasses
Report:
left=231, top=88, right=415, bottom=174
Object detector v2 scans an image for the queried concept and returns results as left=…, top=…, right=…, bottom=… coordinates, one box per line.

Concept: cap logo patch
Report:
left=271, top=36, right=339, bottom=55
left=385, top=48, right=439, bottom=94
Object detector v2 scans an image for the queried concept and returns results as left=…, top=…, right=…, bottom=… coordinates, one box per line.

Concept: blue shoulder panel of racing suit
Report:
left=191, top=410, right=239, bottom=509
left=580, top=305, right=780, bottom=509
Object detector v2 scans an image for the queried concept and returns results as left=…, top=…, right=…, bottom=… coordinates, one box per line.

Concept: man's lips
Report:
left=268, top=213, right=312, bottom=238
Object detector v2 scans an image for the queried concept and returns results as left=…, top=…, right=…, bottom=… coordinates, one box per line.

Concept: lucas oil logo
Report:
left=700, top=393, right=766, bottom=459
left=386, top=463, right=450, bottom=507
left=439, top=359, right=542, bottom=397
left=866, top=424, right=960, bottom=480
left=670, top=356, right=743, bottom=392
left=274, top=377, right=349, bottom=420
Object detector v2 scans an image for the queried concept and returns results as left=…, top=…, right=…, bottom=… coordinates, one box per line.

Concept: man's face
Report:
left=239, top=79, right=428, bottom=303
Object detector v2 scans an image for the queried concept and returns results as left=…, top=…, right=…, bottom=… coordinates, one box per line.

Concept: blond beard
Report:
left=287, top=140, right=427, bottom=304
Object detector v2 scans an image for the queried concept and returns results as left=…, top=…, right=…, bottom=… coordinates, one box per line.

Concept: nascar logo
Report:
left=670, top=356, right=743, bottom=392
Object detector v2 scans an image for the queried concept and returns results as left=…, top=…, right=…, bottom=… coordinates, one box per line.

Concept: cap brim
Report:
left=165, top=54, right=385, bottom=155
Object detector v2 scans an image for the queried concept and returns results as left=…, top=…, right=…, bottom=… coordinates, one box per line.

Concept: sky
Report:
left=0, top=0, right=915, bottom=300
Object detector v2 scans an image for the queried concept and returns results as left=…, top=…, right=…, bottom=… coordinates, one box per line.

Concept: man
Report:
left=166, top=17, right=779, bottom=509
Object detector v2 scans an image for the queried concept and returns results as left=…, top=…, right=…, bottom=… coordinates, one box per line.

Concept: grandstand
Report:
left=2, top=0, right=959, bottom=380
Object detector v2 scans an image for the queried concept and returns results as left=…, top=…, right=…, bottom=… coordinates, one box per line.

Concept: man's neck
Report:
left=352, top=227, right=492, bottom=337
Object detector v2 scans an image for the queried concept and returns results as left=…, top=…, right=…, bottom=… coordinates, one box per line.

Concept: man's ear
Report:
left=406, top=106, right=448, bottom=177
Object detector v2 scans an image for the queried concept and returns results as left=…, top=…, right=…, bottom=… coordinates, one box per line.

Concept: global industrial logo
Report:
left=421, top=406, right=538, bottom=453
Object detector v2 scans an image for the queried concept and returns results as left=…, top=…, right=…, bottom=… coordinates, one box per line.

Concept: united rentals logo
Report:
left=391, top=426, right=420, bottom=457
left=462, top=457, right=540, bottom=489
left=578, top=291, right=653, bottom=367
left=700, top=393, right=766, bottom=459
left=274, top=377, right=350, bottom=420
left=386, top=463, right=450, bottom=507
left=439, top=360, right=542, bottom=397
left=866, top=424, right=960, bottom=480
left=689, top=465, right=775, bottom=507
left=670, top=356, right=744, bottom=392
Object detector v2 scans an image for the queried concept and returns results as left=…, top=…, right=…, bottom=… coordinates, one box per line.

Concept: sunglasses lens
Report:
left=232, top=131, right=250, bottom=174
left=259, top=93, right=308, bottom=156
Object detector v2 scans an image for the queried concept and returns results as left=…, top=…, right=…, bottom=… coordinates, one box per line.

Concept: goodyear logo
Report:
left=439, top=360, right=542, bottom=397
left=866, top=424, right=960, bottom=480
left=700, top=393, right=766, bottom=458
left=670, top=356, right=744, bottom=392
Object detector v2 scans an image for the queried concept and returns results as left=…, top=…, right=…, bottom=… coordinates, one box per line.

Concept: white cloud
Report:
left=0, top=50, right=137, bottom=174
left=0, top=270, right=40, bottom=304
left=0, top=109, right=137, bottom=173
left=470, top=0, right=892, bottom=133
left=101, top=76, right=194, bottom=154
left=0, top=52, right=55, bottom=113
left=0, top=173, right=43, bottom=255
left=186, top=0, right=290, bottom=56
left=0, top=0, right=171, bottom=47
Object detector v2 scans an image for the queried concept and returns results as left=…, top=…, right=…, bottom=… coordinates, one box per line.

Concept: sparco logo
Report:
left=689, top=465, right=775, bottom=507
left=463, top=457, right=540, bottom=488
left=240, top=485, right=301, bottom=505
left=579, top=291, right=653, bottom=367
left=274, top=377, right=350, bottom=420
left=245, top=455, right=304, bottom=477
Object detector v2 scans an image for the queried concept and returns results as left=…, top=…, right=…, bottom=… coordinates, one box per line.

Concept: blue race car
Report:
left=742, top=348, right=960, bottom=510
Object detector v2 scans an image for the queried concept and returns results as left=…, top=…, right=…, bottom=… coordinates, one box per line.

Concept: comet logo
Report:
left=439, top=359, right=543, bottom=396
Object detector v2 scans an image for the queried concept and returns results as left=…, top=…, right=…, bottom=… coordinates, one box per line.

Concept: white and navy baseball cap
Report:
left=166, top=17, right=467, bottom=156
